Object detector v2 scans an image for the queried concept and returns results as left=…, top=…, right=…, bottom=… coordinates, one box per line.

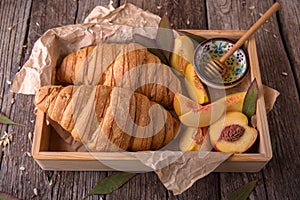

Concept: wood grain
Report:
left=0, top=1, right=108, bottom=200
left=0, top=0, right=31, bottom=116
left=27, top=0, right=77, bottom=50
left=276, top=0, right=300, bottom=94
left=0, top=0, right=299, bottom=199
left=206, top=0, right=300, bottom=200
left=206, top=1, right=266, bottom=199
left=117, top=1, right=218, bottom=200
left=106, top=172, right=168, bottom=200
left=76, top=0, right=119, bottom=24
left=120, top=0, right=207, bottom=29
left=0, top=1, right=34, bottom=199
left=219, top=173, right=267, bottom=200
left=168, top=173, right=220, bottom=200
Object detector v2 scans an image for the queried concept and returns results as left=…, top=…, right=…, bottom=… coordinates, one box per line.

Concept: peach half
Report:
left=176, top=92, right=246, bottom=127
left=209, top=112, right=258, bottom=153
left=179, top=127, right=212, bottom=151
left=184, top=64, right=209, bottom=104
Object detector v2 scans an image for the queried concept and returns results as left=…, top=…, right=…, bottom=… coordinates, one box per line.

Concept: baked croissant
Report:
left=34, top=85, right=180, bottom=151
left=56, top=43, right=181, bottom=108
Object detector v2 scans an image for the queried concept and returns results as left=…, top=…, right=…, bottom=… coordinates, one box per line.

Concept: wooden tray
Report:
left=32, top=30, right=272, bottom=172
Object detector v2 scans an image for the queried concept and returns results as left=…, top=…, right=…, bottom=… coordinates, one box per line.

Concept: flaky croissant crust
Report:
left=34, top=85, right=180, bottom=151
left=56, top=43, right=181, bottom=108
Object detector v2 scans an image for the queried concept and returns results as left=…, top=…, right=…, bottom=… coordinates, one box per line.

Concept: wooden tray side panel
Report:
left=247, top=35, right=272, bottom=158
left=35, top=160, right=152, bottom=172
left=215, top=161, right=268, bottom=172
left=32, top=110, right=50, bottom=156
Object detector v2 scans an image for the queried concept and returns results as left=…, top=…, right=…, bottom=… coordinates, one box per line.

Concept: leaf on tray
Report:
left=228, top=180, right=258, bottom=200
left=148, top=48, right=170, bottom=65
left=242, top=78, right=258, bottom=119
left=133, top=33, right=157, bottom=48
left=133, top=34, right=169, bottom=65
left=0, top=114, right=17, bottom=125
left=177, top=30, right=206, bottom=44
left=86, top=173, right=136, bottom=198
left=156, top=13, right=174, bottom=60
left=0, top=192, right=20, bottom=200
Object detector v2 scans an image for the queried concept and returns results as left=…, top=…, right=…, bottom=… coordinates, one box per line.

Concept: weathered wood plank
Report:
left=47, top=171, right=107, bottom=200
left=0, top=0, right=31, bottom=116
left=105, top=1, right=179, bottom=199
left=26, top=0, right=77, bottom=52
left=277, top=0, right=300, bottom=94
left=1, top=0, right=299, bottom=200
left=168, top=173, right=220, bottom=200
left=206, top=0, right=300, bottom=199
left=0, top=1, right=112, bottom=200
left=76, top=0, right=119, bottom=24
left=218, top=173, right=266, bottom=200
left=0, top=2, right=33, bottom=200
left=119, top=0, right=207, bottom=29
left=26, top=1, right=117, bottom=199
left=106, top=172, right=167, bottom=200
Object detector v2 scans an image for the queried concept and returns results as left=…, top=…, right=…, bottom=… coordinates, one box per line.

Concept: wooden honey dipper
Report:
left=204, top=2, right=281, bottom=79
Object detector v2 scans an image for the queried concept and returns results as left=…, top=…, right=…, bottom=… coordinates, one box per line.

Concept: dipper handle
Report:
left=219, top=2, right=281, bottom=63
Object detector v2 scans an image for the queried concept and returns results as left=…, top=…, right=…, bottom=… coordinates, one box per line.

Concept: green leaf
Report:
left=228, top=180, right=258, bottom=200
left=0, top=114, right=16, bottom=125
left=148, top=48, right=169, bottom=65
left=133, top=33, right=157, bottom=49
left=133, top=34, right=169, bottom=65
left=156, top=13, right=174, bottom=60
left=177, top=30, right=206, bottom=44
left=242, top=79, right=258, bottom=118
left=0, top=192, right=20, bottom=200
left=158, top=13, right=172, bottom=30
left=86, top=173, right=136, bottom=198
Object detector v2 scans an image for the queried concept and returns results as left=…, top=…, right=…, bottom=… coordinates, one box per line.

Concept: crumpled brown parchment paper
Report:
left=10, top=3, right=280, bottom=195
left=10, top=3, right=160, bottom=94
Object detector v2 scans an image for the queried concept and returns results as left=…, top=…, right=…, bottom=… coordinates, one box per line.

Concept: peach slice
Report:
left=173, top=93, right=202, bottom=116
left=170, top=36, right=195, bottom=74
left=179, top=100, right=226, bottom=127
left=184, top=64, right=209, bottom=104
left=221, top=92, right=246, bottom=112
left=179, top=127, right=212, bottom=151
left=209, top=112, right=258, bottom=153
left=177, top=92, right=246, bottom=127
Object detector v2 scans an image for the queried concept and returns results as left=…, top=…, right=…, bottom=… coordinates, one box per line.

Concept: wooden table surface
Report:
left=0, top=0, right=299, bottom=199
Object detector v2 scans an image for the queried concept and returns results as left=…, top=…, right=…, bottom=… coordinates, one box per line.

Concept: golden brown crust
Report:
left=56, top=43, right=179, bottom=108
left=57, top=46, right=96, bottom=84
left=34, top=85, right=179, bottom=151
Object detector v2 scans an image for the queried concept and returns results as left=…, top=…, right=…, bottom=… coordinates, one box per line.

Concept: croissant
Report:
left=34, top=85, right=180, bottom=151
left=56, top=43, right=181, bottom=108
